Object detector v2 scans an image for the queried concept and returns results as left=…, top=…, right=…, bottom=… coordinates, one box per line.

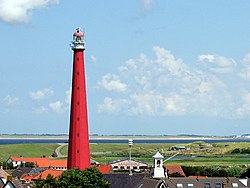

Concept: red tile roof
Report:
left=33, top=169, right=64, bottom=180
left=22, top=174, right=37, bottom=181
left=165, top=165, right=186, bottom=177
left=10, top=156, right=67, bottom=168
left=50, top=160, right=67, bottom=168
left=97, top=165, right=111, bottom=174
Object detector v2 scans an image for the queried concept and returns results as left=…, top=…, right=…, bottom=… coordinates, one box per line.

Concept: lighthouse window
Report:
left=77, top=117, right=80, bottom=121
left=77, top=58, right=79, bottom=61
left=77, top=150, right=79, bottom=153
left=77, top=102, right=80, bottom=106
left=77, top=72, right=79, bottom=75
left=77, top=133, right=79, bottom=137
left=77, top=87, right=80, bottom=90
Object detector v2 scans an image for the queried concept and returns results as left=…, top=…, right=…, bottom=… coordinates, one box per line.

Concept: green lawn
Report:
left=60, top=142, right=250, bottom=166
left=1, top=142, right=250, bottom=167
left=0, top=144, right=59, bottom=161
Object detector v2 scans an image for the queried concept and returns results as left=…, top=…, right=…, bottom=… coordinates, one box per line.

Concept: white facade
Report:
left=109, top=159, right=147, bottom=171
left=153, top=152, right=167, bottom=178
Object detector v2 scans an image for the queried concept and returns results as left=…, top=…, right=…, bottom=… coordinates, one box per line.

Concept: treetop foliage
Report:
left=35, top=167, right=110, bottom=188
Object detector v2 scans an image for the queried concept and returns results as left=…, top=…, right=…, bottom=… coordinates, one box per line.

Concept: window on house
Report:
left=232, top=183, right=238, bottom=187
left=215, top=183, right=222, bottom=188
left=188, top=184, right=194, bottom=188
left=204, top=183, right=211, bottom=188
left=177, top=184, right=183, bottom=188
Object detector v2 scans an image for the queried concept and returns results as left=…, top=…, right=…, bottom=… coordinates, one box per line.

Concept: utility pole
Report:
left=128, top=139, right=133, bottom=176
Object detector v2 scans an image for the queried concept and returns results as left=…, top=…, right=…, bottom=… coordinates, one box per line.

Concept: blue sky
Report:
left=0, top=0, right=250, bottom=135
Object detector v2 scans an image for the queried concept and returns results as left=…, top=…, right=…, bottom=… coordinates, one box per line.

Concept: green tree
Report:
left=58, top=168, right=110, bottom=188
left=35, top=167, right=110, bottom=188
left=36, top=174, right=58, bottom=188
left=226, top=167, right=243, bottom=177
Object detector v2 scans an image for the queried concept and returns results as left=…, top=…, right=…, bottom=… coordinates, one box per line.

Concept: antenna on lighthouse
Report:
left=71, top=27, right=85, bottom=50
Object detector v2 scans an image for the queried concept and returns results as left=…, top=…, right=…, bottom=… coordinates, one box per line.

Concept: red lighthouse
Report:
left=67, top=28, right=90, bottom=170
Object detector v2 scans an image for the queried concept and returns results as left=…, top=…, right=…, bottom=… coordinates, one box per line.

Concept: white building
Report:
left=109, top=159, right=148, bottom=172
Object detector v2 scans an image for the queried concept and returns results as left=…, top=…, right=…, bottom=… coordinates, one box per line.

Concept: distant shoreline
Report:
left=0, top=135, right=249, bottom=141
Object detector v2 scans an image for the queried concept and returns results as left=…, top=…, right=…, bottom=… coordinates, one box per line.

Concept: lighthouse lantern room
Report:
left=72, top=27, right=85, bottom=50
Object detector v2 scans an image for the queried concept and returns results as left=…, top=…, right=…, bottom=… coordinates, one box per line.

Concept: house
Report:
left=7, top=156, right=51, bottom=168
left=165, top=165, right=186, bottom=177
left=97, top=165, right=112, bottom=174
left=138, top=177, right=167, bottom=188
left=8, top=156, right=99, bottom=170
left=103, top=174, right=249, bottom=188
left=103, top=174, right=150, bottom=188
left=32, top=169, right=64, bottom=180
left=12, top=167, right=45, bottom=179
left=0, top=178, right=4, bottom=188
left=7, top=156, right=66, bottom=170
left=2, top=181, right=15, bottom=188
left=171, top=146, right=187, bottom=151
left=3, top=177, right=22, bottom=188
left=164, top=177, right=249, bottom=188
left=108, top=159, right=148, bottom=172
left=0, top=166, right=10, bottom=184
left=104, top=152, right=249, bottom=188
left=12, top=167, right=33, bottom=179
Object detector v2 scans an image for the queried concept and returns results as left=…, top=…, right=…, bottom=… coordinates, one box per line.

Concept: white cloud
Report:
left=239, top=53, right=250, bottom=80
left=30, top=88, right=53, bottom=100
left=97, top=97, right=129, bottom=114
left=31, top=89, right=70, bottom=114
left=142, top=0, right=154, bottom=11
left=197, top=54, right=236, bottom=74
left=0, top=0, right=59, bottom=24
left=153, top=46, right=187, bottom=76
left=34, top=106, right=48, bottom=114
left=90, top=55, right=97, bottom=63
left=236, top=92, right=250, bottom=117
left=2, top=95, right=19, bottom=105
left=97, top=46, right=236, bottom=117
left=197, top=54, right=215, bottom=62
left=48, top=89, right=71, bottom=113
left=49, top=101, right=64, bottom=113
left=98, top=74, right=127, bottom=92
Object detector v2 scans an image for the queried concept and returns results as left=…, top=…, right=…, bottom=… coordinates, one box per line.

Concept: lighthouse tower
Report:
left=67, top=28, right=90, bottom=170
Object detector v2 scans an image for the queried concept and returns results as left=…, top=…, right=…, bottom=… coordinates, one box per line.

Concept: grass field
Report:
left=0, top=143, right=59, bottom=161
left=60, top=142, right=250, bottom=166
left=1, top=142, right=249, bottom=167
